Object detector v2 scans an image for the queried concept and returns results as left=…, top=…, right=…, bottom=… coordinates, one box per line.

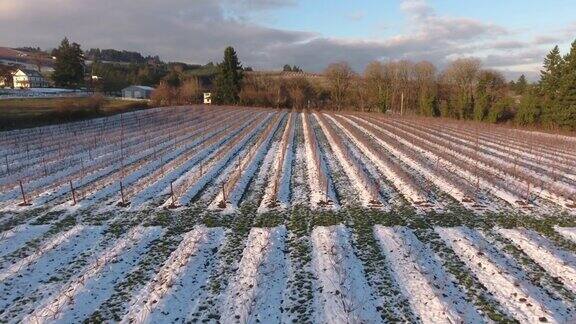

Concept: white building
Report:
left=122, top=85, right=155, bottom=99
left=204, top=92, right=212, bottom=105
left=12, top=69, right=49, bottom=88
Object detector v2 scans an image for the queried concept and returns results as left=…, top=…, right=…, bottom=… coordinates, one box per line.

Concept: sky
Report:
left=1, top=0, right=575, bottom=80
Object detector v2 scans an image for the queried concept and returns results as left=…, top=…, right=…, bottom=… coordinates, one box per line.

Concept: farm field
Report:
left=1, top=105, right=576, bottom=323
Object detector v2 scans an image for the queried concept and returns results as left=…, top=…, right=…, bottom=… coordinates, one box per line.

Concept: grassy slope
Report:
left=0, top=97, right=151, bottom=131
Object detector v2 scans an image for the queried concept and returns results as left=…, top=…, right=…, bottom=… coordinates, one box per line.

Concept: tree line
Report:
left=185, top=41, right=574, bottom=131
left=24, top=37, right=576, bottom=131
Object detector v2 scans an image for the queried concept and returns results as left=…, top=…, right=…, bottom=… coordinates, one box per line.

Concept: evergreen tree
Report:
left=539, top=45, right=564, bottom=124
left=513, top=74, right=528, bottom=94
left=552, top=40, right=576, bottom=130
left=52, top=38, right=85, bottom=88
left=540, top=46, right=564, bottom=96
left=515, top=88, right=541, bottom=126
left=283, top=64, right=292, bottom=72
left=214, top=47, right=243, bottom=105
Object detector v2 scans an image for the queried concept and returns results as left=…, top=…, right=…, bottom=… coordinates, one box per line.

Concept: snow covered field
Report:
left=1, top=105, right=575, bottom=322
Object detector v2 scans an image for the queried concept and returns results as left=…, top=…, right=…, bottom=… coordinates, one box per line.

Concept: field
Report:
left=1, top=105, right=575, bottom=323
left=0, top=97, right=150, bottom=130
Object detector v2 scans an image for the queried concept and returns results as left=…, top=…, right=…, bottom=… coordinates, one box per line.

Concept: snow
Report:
left=259, top=113, right=295, bottom=212
left=374, top=226, right=482, bottom=323
left=24, top=226, right=161, bottom=323
left=221, top=226, right=287, bottom=323
left=437, top=227, right=570, bottom=323
left=147, top=228, right=224, bottom=323
left=175, top=113, right=271, bottom=206
left=53, top=227, right=162, bottom=323
left=0, top=226, right=104, bottom=320
left=311, top=225, right=381, bottom=323
left=315, top=113, right=381, bottom=207
left=325, top=114, right=428, bottom=208
left=554, top=227, right=576, bottom=244
left=499, top=228, right=576, bottom=293
left=0, top=224, right=50, bottom=258
left=121, top=226, right=216, bottom=324
left=210, top=112, right=284, bottom=212
left=350, top=115, right=528, bottom=210
left=302, top=113, right=338, bottom=209
left=0, top=225, right=85, bottom=282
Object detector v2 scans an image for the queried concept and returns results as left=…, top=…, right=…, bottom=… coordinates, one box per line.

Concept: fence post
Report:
left=120, top=180, right=126, bottom=205
left=19, top=180, right=28, bottom=206
left=170, top=181, right=176, bottom=206
left=70, top=180, right=77, bottom=205
left=5, top=155, right=9, bottom=173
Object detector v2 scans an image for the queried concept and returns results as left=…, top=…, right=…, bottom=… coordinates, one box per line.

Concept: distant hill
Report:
left=0, top=47, right=54, bottom=72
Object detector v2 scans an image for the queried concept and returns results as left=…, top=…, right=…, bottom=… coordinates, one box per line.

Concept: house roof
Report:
left=122, top=85, right=155, bottom=91
left=15, top=69, right=44, bottom=77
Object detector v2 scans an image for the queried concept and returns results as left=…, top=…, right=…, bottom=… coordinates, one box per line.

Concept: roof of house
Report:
left=122, top=85, right=155, bottom=91
left=15, top=69, right=44, bottom=78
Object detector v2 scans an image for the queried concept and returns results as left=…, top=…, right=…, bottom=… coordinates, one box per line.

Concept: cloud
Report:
left=0, top=0, right=567, bottom=79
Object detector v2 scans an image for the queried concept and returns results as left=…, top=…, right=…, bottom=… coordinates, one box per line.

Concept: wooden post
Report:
left=221, top=183, right=227, bottom=202
left=70, top=180, right=77, bottom=205
left=19, top=180, right=28, bottom=205
left=170, top=181, right=176, bottom=206
left=120, top=180, right=126, bottom=205
left=400, top=92, right=404, bottom=116
left=5, top=155, right=9, bottom=173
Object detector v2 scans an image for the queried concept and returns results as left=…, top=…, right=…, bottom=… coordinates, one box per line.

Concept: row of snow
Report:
left=2, top=223, right=575, bottom=323
left=1, top=107, right=574, bottom=214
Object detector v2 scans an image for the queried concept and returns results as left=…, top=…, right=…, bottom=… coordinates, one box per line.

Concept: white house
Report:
left=12, top=69, right=48, bottom=88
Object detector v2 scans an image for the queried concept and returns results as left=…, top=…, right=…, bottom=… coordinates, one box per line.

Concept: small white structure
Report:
left=12, top=69, right=48, bottom=88
left=203, top=92, right=212, bottom=105
left=122, top=85, right=155, bottom=99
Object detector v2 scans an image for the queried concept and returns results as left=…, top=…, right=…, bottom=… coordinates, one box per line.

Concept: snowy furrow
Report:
left=316, top=113, right=381, bottom=207
left=347, top=114, right=481, bottom=209
left=54, top=227, right=163, bottom=323
left=211, top=113, right=284, bottom=212
left=437, top=227, right=569, bottom=323
left=0, top=224, right=50, bottom=258
left=311, top=225, right=381, bottom=323
left=302, top=113, right=338, bottom=209
left=381, top=117, right=576, bottom=208
left=351, top=115, right=528, bottom=209
left=259, top=112, right=295, bottom=212
left=0, top=225, right=84, bottom=282
left=121, top=226, right=213, bottom=324
left=0, top=111, right=207, bottom=204
left=374, top=226, right=482, bottom=323
left=499, top=228, right=576, bottom=293
left=395, top=119, right=576, bottom=184
left=554, top=227, right=576, bottom=244
left=146, top=229, right=223, bottom=323
left=175, top=113, right=272, bottom=206
left=221, top=226, right=287, bottom=323
left=0, top=226, right=104, bottom=317
left=326, top=114, right=428, bottom=207
left=24, top=226, right=155, bottom=323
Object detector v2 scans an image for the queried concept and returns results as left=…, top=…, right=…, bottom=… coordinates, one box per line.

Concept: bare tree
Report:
left=325, top=62, right=356, bottom=111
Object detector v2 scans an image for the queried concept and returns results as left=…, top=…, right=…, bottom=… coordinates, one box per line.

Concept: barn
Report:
left=121, top=85, right=154, bottom=99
